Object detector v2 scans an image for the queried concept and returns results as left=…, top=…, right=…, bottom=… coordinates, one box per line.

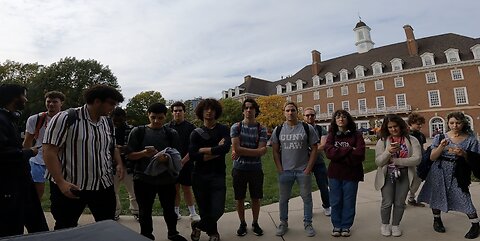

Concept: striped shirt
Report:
left=43, top=105, right=115, bottom=190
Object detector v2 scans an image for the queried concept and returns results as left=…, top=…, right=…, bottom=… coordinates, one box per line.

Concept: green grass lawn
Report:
left=41, top=148, right=376, bottom=216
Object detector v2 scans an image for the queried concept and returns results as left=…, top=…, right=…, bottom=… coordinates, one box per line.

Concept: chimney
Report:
left=403, top=25, right=418, bottom=56
left=311, top=50, right=322, bottom=76
left=244, top=75, right=252, bottom=83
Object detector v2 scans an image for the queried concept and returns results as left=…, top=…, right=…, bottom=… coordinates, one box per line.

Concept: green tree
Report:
left=256, top=95, right=285, bottom=131
left=218, top=98, right=243, bottom=127
left=126, top=91, right=165, bottom=126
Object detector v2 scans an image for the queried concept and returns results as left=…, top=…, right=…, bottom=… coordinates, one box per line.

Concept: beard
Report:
left=14, top=98, right=26, bottom=110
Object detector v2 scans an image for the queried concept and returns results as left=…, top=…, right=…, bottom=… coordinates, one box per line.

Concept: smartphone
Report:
left=145, top=146, right=155, bottom=150
left=390, top=142, right=399, bottom=147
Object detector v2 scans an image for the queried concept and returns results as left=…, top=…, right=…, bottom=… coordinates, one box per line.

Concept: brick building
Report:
left=222, top=21, right=480, bottom=138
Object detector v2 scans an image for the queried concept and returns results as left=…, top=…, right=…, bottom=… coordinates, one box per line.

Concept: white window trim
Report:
left=372, top=62, right=383, bottom=75
left=396, top=93, right=407, bottom=108
left=296, top=79, right=305, bottom=90
left=325, top=72, right=334, bottom=85
left=394, top=77, right=404, bottom=88
left=327, top=88, right=333, bottom=98
left=297, top=94, right=303, bottom=103
left=357, top=82, right=365, bottom=93
left=471, top=44, right=480, bottom=59
left=312, top=75, right=320, bottom=86
left=276, top=85, right=284, bottom=94
left=454, top=87, right=469, bottom=105
left=286, top=96, right=291, bottom=101
left=358, top=98, right=367, bottom=113
left=375, top=79, right=384, bottom=91
left=425, top=72, right=438, bottom=84
left=314, top=104, right=321, bottom=118
left=340, top=69, right=349, bottom=81
left=327, top=103, right=335, bottom=115
left=451, top=69, right=464, bottom=80
left=342, top=100, right=350, bottom=111
left=354, top=65, right=365, bottom=79
left=341, top=85, right=349, bottom=96
left=420, top=52, right=435, bottom=66
left=376, top=96, right=386, bottom=110
left=313, top=91, right=320, bottom=100
left=428, top=90, right=441, bottom=107
left=390, top=58, right=403, bottom=71
left=444, top=48, right=460, bottom=63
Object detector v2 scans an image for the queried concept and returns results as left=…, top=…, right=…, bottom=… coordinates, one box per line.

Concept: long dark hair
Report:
left=446, top=112, right=473, bottom=135
left=379, top=114, right=409, bottom=140
left=329, top=109, right=356, bottom=134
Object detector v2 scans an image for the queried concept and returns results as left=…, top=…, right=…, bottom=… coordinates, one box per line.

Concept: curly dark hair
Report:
left=44, top=91, right=66, bottom=102
left=379, top=114, right=409, bottom=140
left=446, top=112, right=473, bottom=135
left=83, top=84, right=124, bottom=104
left=242, top=98, right=260, bottom=117
left=0, top=84, right=27, bottom=107
left=195, top=98, right=222, bottom=120
left=407, top=112, right=425, bottom=125
left=329, top=110, right=356, bottom=134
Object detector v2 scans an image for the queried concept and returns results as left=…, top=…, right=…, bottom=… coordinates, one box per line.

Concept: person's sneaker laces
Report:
left=252, top=223, right=264, bottom=236
left=304, top=223, right=316, bottom=237
left=381, top=224, right=391, bottom=236
left=341, top=228, right=351, bottom=237
left=324, top=207, right=331, bottom=216
left=236, top=222, right=247, bottom=236
left=391, top=225, right=402, bottom=237
left=276, top=221, right=288, bottom=236
left=190, top=213, right=201, bottom=222
left=331, top=228, right=341, bottom=237
left=190, top=221, right=201, bottom=241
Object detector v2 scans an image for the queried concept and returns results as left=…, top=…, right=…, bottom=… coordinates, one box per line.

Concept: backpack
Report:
left=33, top=112, right=48, bottom=141
left=417, top=133, right=445, bottom=180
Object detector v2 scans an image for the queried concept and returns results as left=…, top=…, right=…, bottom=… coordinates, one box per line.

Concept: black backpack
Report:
left=417, top=133, right=445, bottom=180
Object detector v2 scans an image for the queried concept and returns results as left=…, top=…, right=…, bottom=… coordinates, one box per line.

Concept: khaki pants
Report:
left=114, top=173, right=139, bottom=216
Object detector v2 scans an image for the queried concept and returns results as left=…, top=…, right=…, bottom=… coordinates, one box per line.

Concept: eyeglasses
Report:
left=173, top=109, right=183, bottom=112
left=305, top=114, right=315, bottom=117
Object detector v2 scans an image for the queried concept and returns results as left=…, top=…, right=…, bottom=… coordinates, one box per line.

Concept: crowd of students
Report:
left=1, top=83, right=480, bottom=240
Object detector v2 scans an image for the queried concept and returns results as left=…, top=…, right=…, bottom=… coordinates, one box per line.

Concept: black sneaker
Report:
left=465, top=223, right=480, bottom=239
left=168, top=234, right=188, bottom=241
left=252, top=223, right=264, bottom=236
left=191, top=221, right=201, bottom=241
left=237, top=222, right=247, bottom=236
left=433, top=217, right=446, bottom=233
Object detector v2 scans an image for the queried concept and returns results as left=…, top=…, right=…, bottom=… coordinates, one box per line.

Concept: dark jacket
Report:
left=325, top=130, right=365, bottom=182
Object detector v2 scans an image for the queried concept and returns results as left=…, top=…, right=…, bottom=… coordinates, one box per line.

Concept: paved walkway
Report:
left=42, top=171, right=480, bottom=241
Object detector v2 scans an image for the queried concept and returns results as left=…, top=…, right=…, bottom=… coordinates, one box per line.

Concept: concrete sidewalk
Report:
left=43, top=171, right=480, bottom=241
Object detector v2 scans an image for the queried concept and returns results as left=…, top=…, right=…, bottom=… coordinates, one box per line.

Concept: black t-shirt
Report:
left=166, top=120, right=195, bottom=157
left=410, top=130, right=426, bottom=152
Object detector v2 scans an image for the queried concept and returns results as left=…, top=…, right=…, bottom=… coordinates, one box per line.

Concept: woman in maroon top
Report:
left=325, top=110, right=366, bottom=238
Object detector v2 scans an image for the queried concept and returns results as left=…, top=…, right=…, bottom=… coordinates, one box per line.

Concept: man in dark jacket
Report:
left=0, top=84, right=48, bottom=237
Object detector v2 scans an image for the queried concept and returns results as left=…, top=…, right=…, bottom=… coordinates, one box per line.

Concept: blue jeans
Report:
left=328, top=178, right=359, bottom=229
left=278, top=170, right=312, bottom=224
left=312, top=162, right=330, bottom=208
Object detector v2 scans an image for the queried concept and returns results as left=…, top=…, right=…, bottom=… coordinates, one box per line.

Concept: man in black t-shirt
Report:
left=166, top=101, right=200, bottom=221
left=407, top=113, right=426, bottom=207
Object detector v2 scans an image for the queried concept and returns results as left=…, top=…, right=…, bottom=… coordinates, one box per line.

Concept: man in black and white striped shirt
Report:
left=43, top=85, right=125, bottom=230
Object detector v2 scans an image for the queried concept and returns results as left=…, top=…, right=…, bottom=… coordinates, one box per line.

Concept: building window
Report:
left=375, top=80, right=384, bottom=91
left=355, top=65, right=365, bottom=78
left=297, top=94, right=303, bottom=103
left=314, top=105, right=320, bottom=118
left=421, top=52, right=435, bottom=66
left=286, top=96, right=291, bottom=102
left=390, top=58, right=403, bottom=71
left=342, top=101, right=350, bottom=111
left=313, top=91, right=319, bottom=100
left=312, top=75, right=320, bottom=86
left=451, top=69, right=464, bottom=80
left=276, top=85, right=284, bottom=94
left=358, top=98, right=367, bottom=113
left=327, top=103, right=335, bottom=116
left=445, top=48, right=460, bottom=63
left=426, top=72, right=437, bottom=84
left=286, top=82, right=293, bottom=92
left=341, top=86, right=349, bottom=96
left=325, top=72, right=334, bottom=85
left=472, top=44, right=480, bottom=59
left=376, top=96, right=386, bottom=110
left=396, top=94, right=407, bottom=108
left=340, top=69, right=349, bottom=81
left=394, top=77, right=404, bottom=88
left=454, top=87, right=468, bottom=105
left=296, top=79, right=304, bottom=90
left=428, top=90, right=441, bottom=107
left=327, top=88, right=333, bottom=98
left=372, top=62, right=383, bottom=75
left=357, top=83, right=365, bottom=93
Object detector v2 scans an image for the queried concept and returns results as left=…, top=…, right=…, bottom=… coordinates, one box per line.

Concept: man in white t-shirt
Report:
left=23, top=91, right=65, bottom=200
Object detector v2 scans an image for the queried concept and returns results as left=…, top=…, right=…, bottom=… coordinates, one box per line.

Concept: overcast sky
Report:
left=1, top=0, right=478, bottom=102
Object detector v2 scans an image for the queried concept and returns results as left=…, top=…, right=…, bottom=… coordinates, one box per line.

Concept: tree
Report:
left=218, top=98, right=243, bottom=127
left=256, top=95, right=286, bottom=131
left=126, top=91, right=165, bottom=126
left=33, top=57, right=120, bottom=109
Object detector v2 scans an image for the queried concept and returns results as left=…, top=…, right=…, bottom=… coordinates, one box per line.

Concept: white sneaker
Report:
left=391, top=225, right=402, bottom=237
left=176, top=212, right=182, bottom=220
left=381, top=224, right=391, bottom=236
left=190, top=213, right=201, bottom=222
left=276, top=221, right=288, bottom=236
left=323, top=207, right=331, bottom=216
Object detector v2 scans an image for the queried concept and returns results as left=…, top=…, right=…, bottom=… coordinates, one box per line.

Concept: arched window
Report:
left=429, top=117, right=445, bottom=138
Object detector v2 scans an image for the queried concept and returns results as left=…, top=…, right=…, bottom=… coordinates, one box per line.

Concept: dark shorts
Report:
left=232, top=169, right=264, bottom=200
left=177, top=161, right=193, bottom=186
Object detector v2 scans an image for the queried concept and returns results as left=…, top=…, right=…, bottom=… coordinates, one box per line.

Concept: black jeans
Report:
left=50, top=181, right=116, bottom=230
left=0, top=179, right=48, bottom=237
left=134, top=180, right=178, bottom=240
left=192, top=173, right=226, bottom=236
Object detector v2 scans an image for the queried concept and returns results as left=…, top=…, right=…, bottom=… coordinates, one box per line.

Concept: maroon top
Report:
left=325, top=130, right=366, bottom=182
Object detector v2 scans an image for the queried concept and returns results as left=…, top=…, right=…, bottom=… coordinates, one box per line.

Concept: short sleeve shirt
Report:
left=25, top=113, right=52, bottom=165
left=230, top=122, right=268, bottom=171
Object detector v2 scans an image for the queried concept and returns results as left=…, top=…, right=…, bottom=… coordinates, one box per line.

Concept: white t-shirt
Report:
left=25, top=113, right=52, bottom=165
